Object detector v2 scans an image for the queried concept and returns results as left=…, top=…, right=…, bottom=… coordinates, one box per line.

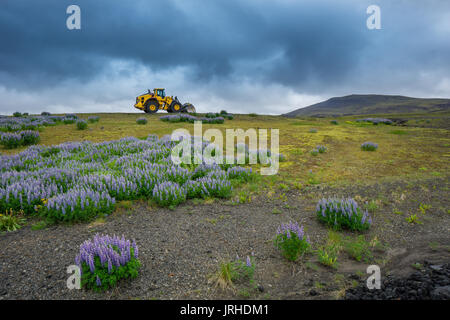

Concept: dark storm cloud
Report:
left=0, top=0, right=449, bottom=114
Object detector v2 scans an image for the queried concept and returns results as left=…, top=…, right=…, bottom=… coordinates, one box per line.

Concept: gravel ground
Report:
left=0, top=177, right=449, bottom=300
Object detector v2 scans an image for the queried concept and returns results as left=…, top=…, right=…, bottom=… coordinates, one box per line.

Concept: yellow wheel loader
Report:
left=134, top=88, right=196, bottom=114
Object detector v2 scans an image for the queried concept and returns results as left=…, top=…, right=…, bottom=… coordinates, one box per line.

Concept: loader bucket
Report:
left=182, top=103, right=196, bottom=113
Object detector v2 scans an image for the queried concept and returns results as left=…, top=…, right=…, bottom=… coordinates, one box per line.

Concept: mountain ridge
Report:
left=283, top=94, right=450, bottom=117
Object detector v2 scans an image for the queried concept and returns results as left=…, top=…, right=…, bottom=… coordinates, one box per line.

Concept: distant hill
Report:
left=283, top=94, right=450, bottom=117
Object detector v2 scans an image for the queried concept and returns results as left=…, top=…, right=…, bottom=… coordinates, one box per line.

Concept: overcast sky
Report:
left=0, top=0, right=449, bottom=115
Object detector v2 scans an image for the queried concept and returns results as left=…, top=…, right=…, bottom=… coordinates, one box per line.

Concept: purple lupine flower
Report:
left=96, top=276, right=102, bottom=287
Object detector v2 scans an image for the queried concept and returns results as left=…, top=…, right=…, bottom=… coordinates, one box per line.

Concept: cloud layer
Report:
left=0, top=0, right=449, bottom=114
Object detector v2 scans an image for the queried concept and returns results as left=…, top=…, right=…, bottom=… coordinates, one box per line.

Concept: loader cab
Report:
left=154, top=88, right=166, bottom=98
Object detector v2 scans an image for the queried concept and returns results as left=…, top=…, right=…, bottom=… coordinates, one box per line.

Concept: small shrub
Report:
left=76, top=120, right=88, bottom=130
left=274, top=221, right=311, bottom=261
left=136, top=117, right=148, bottom=125
left=220, top=110, right=228, bottom=115
left=361, top=142, right=378, bottom=151
left=75, top=234, right=140, bottom=291
left=13, top=112, right=22, bottom=117
left=330, top=120, right=338, bottom=125
left=248, top=113, right=258, bottom=117
left=41, top=111, right=51, bottom=116
left=316, top=197, right=372, bottom=231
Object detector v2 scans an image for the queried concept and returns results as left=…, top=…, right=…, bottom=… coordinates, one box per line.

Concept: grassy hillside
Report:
left=284, top=94, right=450, bottom=117
left=2, top=112, right=448, bottom=186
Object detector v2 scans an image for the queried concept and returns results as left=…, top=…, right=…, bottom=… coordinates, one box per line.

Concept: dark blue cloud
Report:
left=0, top=0, right=448, bottom=113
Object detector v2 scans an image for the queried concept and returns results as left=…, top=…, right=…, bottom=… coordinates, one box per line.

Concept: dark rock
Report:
left=344, top=261, right=450, bottom=300
left=257, top=285, right=264, bottom=293
left=431, top=286, right=450, bottom=299
left=309, top=289, right=319, bottom=296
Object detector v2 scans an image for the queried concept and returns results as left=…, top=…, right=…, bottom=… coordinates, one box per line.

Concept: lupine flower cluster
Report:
left=356, top=118, right=393, bottom=125
left=315, top=145, right=327, bottom=153
left=136, top=117, right=148, bottom=125
left=152, top=181, right=187, bottom=206
left=0, top=115, right=60, bottom=133
left=235, top=146, right=286, bottom=165
left=44, top=187, right=115, bottom=222
left=0, top=134, right=254, bottom=218
left=231, top=254, right=255, bottom=282
left=0, top=130, right=40, bottom=149
left=88, top=116, right=100, bottom=123
left=361, top=142, right=378, bottom=151
left=75, top=234, right=140, bottom=291
left=160, top=114, right=228, bottom=124
left=311, top=145, right=327, bottom=155
left=274, top=221, right=311, bottom=261
left=63, top=114, right=78, bottom=124
left=316, top=197, right=372, bottom=231
left=226, top=167, right=253, bottom=181
left=76, top=120, right=88, bottom=130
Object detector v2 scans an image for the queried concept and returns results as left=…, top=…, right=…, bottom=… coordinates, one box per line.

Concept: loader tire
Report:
left=145, top=100, right=159, bottom=113
left=170, top=102, right=182, bottom=113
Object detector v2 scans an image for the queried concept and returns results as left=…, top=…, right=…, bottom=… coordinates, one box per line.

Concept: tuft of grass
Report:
left=209, top=257, right=255, bottom=291
left=317, top=245, right=339, bottom=268
left=290, top=148, right=304, bottom=156
left=317, top=231, right=342, bottom=269
left=406, top=214, right=422, bottom=224
left=271, top=208, right=282, bottom=215
left=344, top=235, right=374, bottom=263
left=31, top=221, right=48, bottom=230
left=418, top=203, right=431, bottom=214
left=389, top=130, right=408, bottom=135
left=411, top=262, right=423, bottom=270
left=117, top=200, right=133, bottom=210
left=0, top=209, right=26, bottom=232
left=365, top=200, right=379, bottom=213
